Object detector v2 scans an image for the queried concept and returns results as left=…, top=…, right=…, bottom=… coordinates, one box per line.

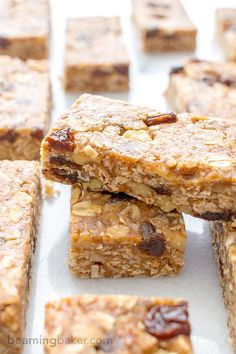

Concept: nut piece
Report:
left=72, top=200, right=102, bottom=216
left=139, top=222, right=166, bottom=257
left=127, top=182, right=153, bottom=199
left=145, top=112, right=177, bottom=126
left=145, top=303, right=191, bottom=340
left=122, top=129, right=151, bottom=142
left=106, top=224, right=130, bottom=237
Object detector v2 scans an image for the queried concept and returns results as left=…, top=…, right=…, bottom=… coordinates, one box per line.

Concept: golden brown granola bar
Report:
left=69, top=185, right=186, bottom=278
left=133, top=0, right=196, bottom=52
left=216, top=8, right=236, bottom=61
left=0, top=56, right=50, bottom=160
left=45, top=294, right=192, bottom=354
left=64, top=17, right=129, bottom=92
left=0, top=160, right=41, bottom=354
left=0, top=0, right=49, bottom=60
left=211, top=220, right=236, bottom=352
left=42, top=93, right=236, bottom=221
left=165, top=59, right=236, bottom=119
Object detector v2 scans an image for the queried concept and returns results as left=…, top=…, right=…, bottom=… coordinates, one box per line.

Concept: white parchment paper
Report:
left=24, top=1, right=236, bottom=353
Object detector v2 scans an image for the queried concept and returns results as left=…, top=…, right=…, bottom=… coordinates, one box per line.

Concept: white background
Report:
left=23, top=1, right=236, bottom=353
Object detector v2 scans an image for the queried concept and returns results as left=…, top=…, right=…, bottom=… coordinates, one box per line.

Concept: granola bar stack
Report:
left=41, top=93, right=236, bottom=282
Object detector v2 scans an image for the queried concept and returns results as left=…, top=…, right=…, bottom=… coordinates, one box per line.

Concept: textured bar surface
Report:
left=216, top=8, right=236, bottom=61
left=69, top=185, right=186, bottom=278
left=133, top=0, right=196, bottom=52
left=45, top=294, right=192, bottom=354
left=64, top=17, right=129, bottom=92
left=165, top=59, right=236, bottom=119
left=211, top=220, right=236, bottom=352
left=0, top=160, right=41, bottom=354
left=0, top=56, right=50, bottom=160
left=0, top=0, right=49, bottom=60
left=42, top=93, right=236, bottom=220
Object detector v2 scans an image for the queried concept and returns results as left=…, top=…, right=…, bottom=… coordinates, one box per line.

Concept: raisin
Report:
left=145, top=112, right=177, bottom=126
left=51, top=168, right=78, bottom=183
left=109, top=192, right=132, bottom=203
left=0, top=37, right=9, bottom=48
left=170, top=66, right=184, bottom=75
left=46, top=128, right=75, bottom=152
left=145, top=303, right=191, bottom=340
left=49, top=156, right=79, bottom=169
left=114, top=65, right=129, bottom=76
left=139, top=222, right=166, bottom=257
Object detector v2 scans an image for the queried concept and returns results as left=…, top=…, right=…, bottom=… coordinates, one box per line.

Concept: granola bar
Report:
left=133, top=0, right=197, bottom=52
left=69, top=185, right=186, bottom=278
left=0, top=160, right=41, bottom=354
left=216, top=8, right=236, bottom=61
left=165, top=59, right=236, bottom=119
left=0, top=56, right=50, bottom=160
left=41, top=93, right=236, bottom=221
left=0, top=0, right=49, bottom=60
left=64, top=17, right=129, bottom=92
left=45, top=294, right=192, bottom=354
left=211, top=220, right=236, bottom=352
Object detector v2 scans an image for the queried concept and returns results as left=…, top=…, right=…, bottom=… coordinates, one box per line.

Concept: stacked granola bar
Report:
left=41, top=94, right=190, bottom=279
left=41, top=92, right=236, bottom=285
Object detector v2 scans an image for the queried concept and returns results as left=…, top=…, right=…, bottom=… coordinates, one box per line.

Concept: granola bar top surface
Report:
left=66, top=17, right=129, bottom=65
left=0, top=0, right=49, bottom=38
left=133, top=0, right=196, bottom=31
left=71, top=185, right=185, bottom=249
left=43, top=93, right=236, bottom=186
left=0, top=160, right=40, bottom=304
left=166, top=59, right=236, bottom=119
left=45, top=294, right=192, bottom=354
left=0, top=55, right=49, bottom=131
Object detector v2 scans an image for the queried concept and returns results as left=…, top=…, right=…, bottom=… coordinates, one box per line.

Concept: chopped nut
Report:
left=191, top=115, right=208, bottom=122
left=106, top=224, right=130, bottom=237
left=72, top=200, right=102, bottom=217
left=72, top=151, right=93, bottom=165
left=123, top=129, right=151, bottom=142
left=88, top=178, right=103, bottom=191
left=145, top=112, right=177, bottom=126
left=44, top=181, right=60, bottom=198
left=127, top=182, right=154, bottom=199
left=84, top=145, right=98, bottom=159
